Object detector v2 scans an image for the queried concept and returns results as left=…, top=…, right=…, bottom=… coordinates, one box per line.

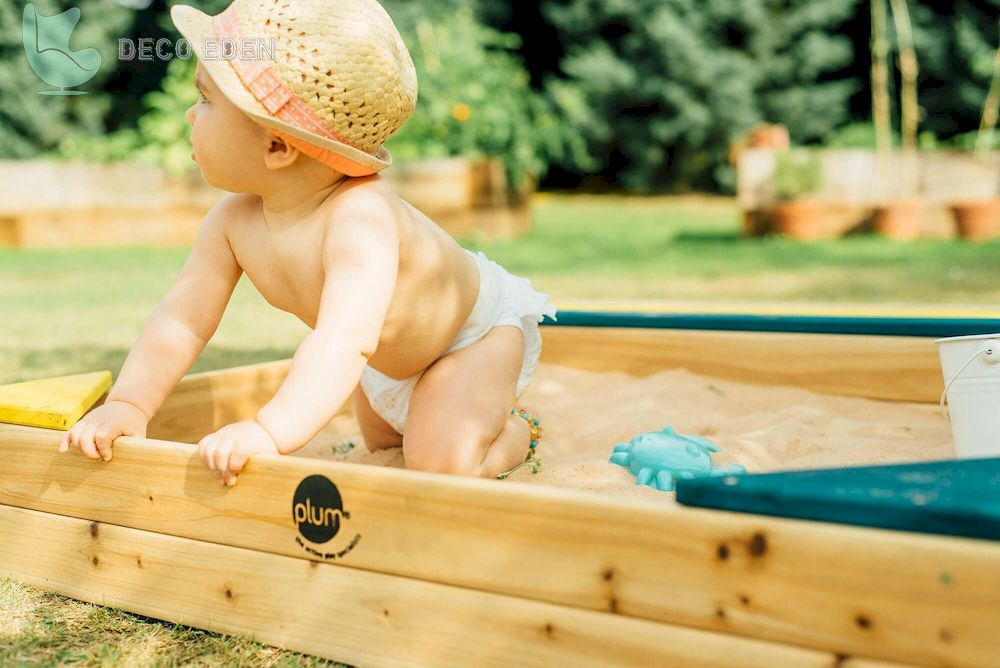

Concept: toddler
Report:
left=58, top=0, right=557, bottom=483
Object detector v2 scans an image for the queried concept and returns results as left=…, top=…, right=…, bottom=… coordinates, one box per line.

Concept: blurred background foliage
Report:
left=379, top=2, right=587, bottom=193
left=2, top=0, right=998, bottom=192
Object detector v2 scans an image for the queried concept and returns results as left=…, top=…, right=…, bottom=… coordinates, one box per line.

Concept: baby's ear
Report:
left=263, top=132, right=300, bottom=169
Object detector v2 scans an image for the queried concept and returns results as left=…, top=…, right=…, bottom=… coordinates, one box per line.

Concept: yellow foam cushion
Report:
left=0, top=371, right=112, bottom=430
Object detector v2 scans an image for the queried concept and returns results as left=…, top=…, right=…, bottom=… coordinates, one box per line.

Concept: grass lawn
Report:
left=485, top=194, right=1000, bottom=305
left=0, top=578, right=342, bottom=667
left=1, top=193, right=998, bottom=665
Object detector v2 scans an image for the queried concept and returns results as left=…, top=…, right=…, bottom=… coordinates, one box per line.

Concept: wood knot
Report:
left=91, top=556, right=99, bottom=567
left=383, top=609, right=390, bottom=618
left=715, top=607, right=727, bottom=620
left=716, top=544, right=730, bottom=561
left=748, top=532, right=767, bottom=557
left=608, top=597, right=619, bottom=613
left=89, top=522, right=99, bottom=539
left=739, top=594, right=751, bottom=606
left=136, top=556, right=143, bottom=569
left=855, top=614, right=872, bottom=630
left=602, top=568, right=615, bottom=582
left=544, top=623, right=555, bottom=638
left=224, top=588, right=234, bottom=600
left=939, top=629, right=954, bottom=644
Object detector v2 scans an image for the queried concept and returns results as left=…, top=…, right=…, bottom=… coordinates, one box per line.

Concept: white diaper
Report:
left=359, top=248, right=558, bottom=435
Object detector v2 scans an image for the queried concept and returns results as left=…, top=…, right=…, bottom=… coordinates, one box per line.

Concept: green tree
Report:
left=755, top=1, right=860, bottom=145
left=908, top=0, right=1000, bottom=140
left=540, top=0, right=859, bottom=192
left=374, top=2, right=583, bottom=192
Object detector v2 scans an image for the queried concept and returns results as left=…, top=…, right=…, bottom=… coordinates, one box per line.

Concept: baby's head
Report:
left=174, top=0, right=417, bottom=194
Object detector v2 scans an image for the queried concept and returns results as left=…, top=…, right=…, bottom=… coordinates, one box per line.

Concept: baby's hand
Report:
left=198, top=420, right=279, bottom=487
left=59, top=400, right=149, bottom=462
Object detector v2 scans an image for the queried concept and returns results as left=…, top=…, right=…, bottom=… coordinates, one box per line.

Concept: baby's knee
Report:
left=405, top=455, right=476, bottom=477
left=403, top=427, right=492, bottom=477
left=404, top=443, right=479, bottom=476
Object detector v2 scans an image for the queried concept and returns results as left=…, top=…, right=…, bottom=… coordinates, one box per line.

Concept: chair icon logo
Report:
left=22, top=3, right=101, bottom=95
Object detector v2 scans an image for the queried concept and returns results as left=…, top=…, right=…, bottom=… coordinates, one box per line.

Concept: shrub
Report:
left=383, top=5, right=579, bottom=193
left=773, top=149, right=824, bottom=201
left=55, top=55, right=197, bottom=176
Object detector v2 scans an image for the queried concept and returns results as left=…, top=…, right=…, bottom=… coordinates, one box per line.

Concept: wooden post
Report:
left=870, top=0, right=893, bottom=154
left=888, top=0, right=919, bottom=150
left=975, top=29, right=1000, bottom=155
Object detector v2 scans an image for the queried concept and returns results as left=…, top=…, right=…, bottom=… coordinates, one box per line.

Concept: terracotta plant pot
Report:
left=872, top=198, right=924, bottom=240
left=950, top=198, right=1000, bottom=241
left=768, top=199, right=826, bottom=240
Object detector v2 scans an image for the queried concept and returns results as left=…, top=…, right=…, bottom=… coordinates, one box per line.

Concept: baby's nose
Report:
left=185, top=104, right=195, bottom=126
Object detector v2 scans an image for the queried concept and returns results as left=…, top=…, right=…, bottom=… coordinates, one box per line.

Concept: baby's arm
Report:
left=104, top=195, right=244, bottom=419
left=62, top=196, right=242, bottom=460
left=255, top=195, right=400, bottom=455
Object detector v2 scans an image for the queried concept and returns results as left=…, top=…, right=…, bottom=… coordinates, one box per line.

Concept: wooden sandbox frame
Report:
left=3, top=319, right=1000, bottom=667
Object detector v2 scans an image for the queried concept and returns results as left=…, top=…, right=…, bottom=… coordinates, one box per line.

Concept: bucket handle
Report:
left=939, top=339, right=1000, bottom=420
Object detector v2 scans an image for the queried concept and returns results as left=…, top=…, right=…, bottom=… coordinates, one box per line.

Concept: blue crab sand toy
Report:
left=610, top=426, right=746, bottom=492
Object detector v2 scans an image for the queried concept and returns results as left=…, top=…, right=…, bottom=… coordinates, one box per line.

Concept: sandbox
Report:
left=2, top=310, right=999, bottom=666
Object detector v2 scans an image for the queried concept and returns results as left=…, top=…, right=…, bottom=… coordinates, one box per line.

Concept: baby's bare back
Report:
left=227, top=175, right=481, bottom=380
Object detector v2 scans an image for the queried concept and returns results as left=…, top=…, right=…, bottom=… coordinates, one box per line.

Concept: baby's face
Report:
left=186, top=62, right=271, bottom=191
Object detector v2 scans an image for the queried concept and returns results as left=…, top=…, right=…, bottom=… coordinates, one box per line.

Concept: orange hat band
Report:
left=270, top=127, right=378, bottom=177
left=212, top=4, right=378, bottom=176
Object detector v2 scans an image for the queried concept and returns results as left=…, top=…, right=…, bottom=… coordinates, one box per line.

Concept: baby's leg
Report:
left=403, top=325, right=533, bottom=478
left=352, top=384, right=404, bottom=452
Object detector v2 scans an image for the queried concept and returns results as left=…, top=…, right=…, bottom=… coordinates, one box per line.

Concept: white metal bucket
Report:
left=935, top=333, right=1000, bottom=458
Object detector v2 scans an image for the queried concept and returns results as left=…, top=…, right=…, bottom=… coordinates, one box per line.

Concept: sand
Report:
left=293, top=362, right=955, bottom=501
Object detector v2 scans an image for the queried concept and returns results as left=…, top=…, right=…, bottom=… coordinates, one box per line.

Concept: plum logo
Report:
left=292, top=475, right=348, bottom=544
left=292, top=475, right=362, bottom=560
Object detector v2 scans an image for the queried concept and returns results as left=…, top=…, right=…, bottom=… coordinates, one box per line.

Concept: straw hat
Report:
left=171, top=0, right=418, bottom=176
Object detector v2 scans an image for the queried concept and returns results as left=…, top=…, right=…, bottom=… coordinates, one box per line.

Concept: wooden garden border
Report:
left=2, top=326, right=997, bottom=667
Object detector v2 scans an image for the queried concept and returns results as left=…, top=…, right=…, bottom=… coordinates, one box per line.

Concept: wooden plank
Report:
left=147, top=359, right=296, bottom=443
left=146, top=357, right=356, bottom=445
left=0, top=504, right=880, bottom=668
left=539, top=327, right=943, bottom=403
left=2, top=425, right=997, bottom=666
